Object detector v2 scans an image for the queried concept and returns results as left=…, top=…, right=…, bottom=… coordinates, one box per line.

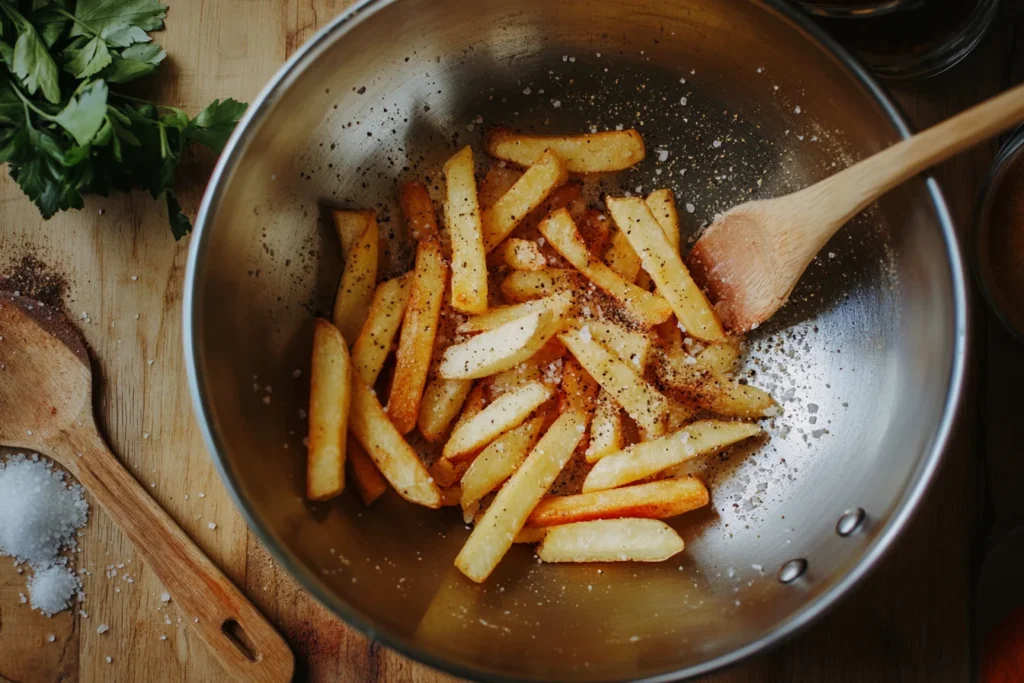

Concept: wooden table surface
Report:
left=2, top=2, right=1022, bottom=681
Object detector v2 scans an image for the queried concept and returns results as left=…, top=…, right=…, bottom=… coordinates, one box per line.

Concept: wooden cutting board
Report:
left=0, top=1, right=1020, bottom=681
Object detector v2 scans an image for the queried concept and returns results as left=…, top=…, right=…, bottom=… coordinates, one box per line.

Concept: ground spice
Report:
left=0, top=255, right=69, bottom=308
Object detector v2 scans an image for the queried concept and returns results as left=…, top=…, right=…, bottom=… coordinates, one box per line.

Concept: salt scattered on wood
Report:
left=29, top=565, right=81, bottom=616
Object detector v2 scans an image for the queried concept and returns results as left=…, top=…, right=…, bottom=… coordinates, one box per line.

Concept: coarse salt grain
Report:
left=97, top=624, right=109, bottom=634
left=160, top=592, right=171, bottom=603
left=29, top=565, right=81, bottom=616
left=208, top=522, right=216, bottom=530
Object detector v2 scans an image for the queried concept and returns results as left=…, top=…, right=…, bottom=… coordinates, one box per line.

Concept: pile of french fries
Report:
left=306, top=128, right=777, bottom=583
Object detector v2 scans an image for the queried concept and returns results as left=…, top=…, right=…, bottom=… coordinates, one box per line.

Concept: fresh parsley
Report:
left=0, top=0, right=246, bottom=238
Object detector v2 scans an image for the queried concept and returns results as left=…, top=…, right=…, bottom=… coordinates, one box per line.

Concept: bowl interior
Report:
left=187, top=0, right=962, bottom=680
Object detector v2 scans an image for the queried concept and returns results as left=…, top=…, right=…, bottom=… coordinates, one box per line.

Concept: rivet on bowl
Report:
left=778, top=558, right=808, bottom=584
left=836, top=507, right=866, bottom=537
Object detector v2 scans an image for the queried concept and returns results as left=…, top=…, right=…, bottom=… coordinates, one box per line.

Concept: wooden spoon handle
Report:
left=800, top=81, right=1024, bottom=234
left=56, top=422, right=294, bottom=683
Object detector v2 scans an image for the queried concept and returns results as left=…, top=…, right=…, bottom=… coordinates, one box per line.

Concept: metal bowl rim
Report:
left=182, top=1, right=968, bottom=680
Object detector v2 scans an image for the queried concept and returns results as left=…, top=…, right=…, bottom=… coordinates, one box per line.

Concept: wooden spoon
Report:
left=687, top=82, right=1024, bottom=333
left=0, top=293, right=294, bottom=683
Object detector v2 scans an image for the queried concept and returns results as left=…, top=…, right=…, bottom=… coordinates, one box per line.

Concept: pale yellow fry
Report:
left=665, top=397, right=697, bottom=432
left=333, top=217, right=379, bottom=345
left=350, top=274, right=412, bottom=385
left=460, top=416, right=545, bottom=510
left=498, top=238, right=547, bottom=270
left=458, top=291, right=573, bottom=334
left=585, top=391, right=624, bottom=463
left=348, top=436, right=387, bottom=506
left=399, top=180, right=440, bottom=241
left=699, top=342, right=741, bottom=376
left=478, top=165, right=523, bottom=210
left=607, top=196, right=726, bottom=342
left=558, top=357, right=599, bottom=417
left=603, top=227, right=642, bottom=281
left=527, top=476, right=709, bottom=527
left=655, top=346, right=776, bottom=418
left=536, top=518, right=684, bottom=563
left=307, top=319, right=351, bottom=501
left=560, top=329, right=668, bottom=437
left=482, top=150, right=568, bottom=252
left=484, top=128, right=646, bottom=173
left=443, top=146, right=488, bottom=314
left=583, top=420, right=762, bottom=492
left=540, top=209, right=671, bottom=326
left=387, top=237, right=447, bottom=434
left=500, top=269, right=579, bottom=303
left=418, top=377, right=473, bottom=443
left=349, top=375, right=441, bottom=508
left=488, top=359, right=544, bottom=396
left=439, top=309, right=565, bottom=380
left=587, top=319, right=652, bottom=371
left=443, top=381, right=553, bottom=461
left=455, top=410, right=586, bottom=582
left=332, top=209, right=375, bottom=255
left=645, top=189, right=681, bottom=252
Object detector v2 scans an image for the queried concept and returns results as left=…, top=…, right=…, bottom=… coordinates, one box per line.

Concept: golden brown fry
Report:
left=347, top=436, right=387, bottom=506
left=307, top=319, right=351, bottom=501
left=478, top=165, right=522, bottom=209
left=527, top=477, right=709, bottom=527
left=332, top=209, right=375, bottom=255
left=350, top=274, right=412, bottom=385
left=418, top=377, right=473, bottom=442
left=484, top=128, right=646, bottom=173
left=655, top=345, right=776, bottom=418
left=607, top=196, right=726, bottom=342
left=387, top=237, right=447, bottom=434
left=586, top=319, right=652, bottom=370
left=540, top=209, right=671, bottom=326
left=458, top=291, right=573, bottom=334
left=536, top=518, right=684, bottom=563
left=482, top=150, right=568, bottom=252
left=558, top=357, right=600, bottom=416
left=585, top=391, right=624, bottom=463
left=333, top=216, right=379, bottom=345
left=443, top=146, right=488, bottom=314
left=500, top=269, right=579, bottom=303
left=513, top=527, right=549, bottom=544
left=459, top=416, right=545, bottom=511
left=560, top=328, right=668, bottom=437
left=497, top=238, right=547, bottom=270
left=439, top=309, right=566, bottom=380
left=442, top=381, right=553, bottom=462
left=583, top=419, right=762, bottom=491
left=699, top=342, right=741, bottom=376
left=603, top=226, right=642, bottom=282
left=399, top=180, right=440, bottom=241
left=578, top=209, right=612, bottom=255
left=645, top=189, right=681, bottom=252
left=349, top=375, right=442, bottom=508
left=455, top=410, right=586, bottom=582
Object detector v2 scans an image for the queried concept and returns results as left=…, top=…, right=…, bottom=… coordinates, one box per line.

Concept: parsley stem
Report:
left=9, top=81, right=57, bottom=121
left=158, top=122, right=168, bottom=159
left=52, top=8, right=102, bottom=38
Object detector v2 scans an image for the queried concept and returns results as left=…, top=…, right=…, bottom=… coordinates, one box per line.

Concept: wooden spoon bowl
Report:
left=0, top=292, right=294, bottom=683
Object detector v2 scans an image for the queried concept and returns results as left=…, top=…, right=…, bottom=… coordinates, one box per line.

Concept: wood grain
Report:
left=0, top=1, right=1018, bottom=682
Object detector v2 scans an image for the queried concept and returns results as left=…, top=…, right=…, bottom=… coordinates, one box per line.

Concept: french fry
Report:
left=699, top=342, right=741, bottom=376
left=387, top=237, right=447, bottom=434
left=500, top=269, right=579, bottom=303
left=349, top=375, right=442, bottom=508
left=497, top=238, right=547, bottom=270
left=585, top=391, right=624, bottom=463
left=478, top=165, right=522, bottom=209
left=418, top=377, right=473, bottom=442
left=540, top=209, right=671, bottom=326
left=578, top=209, right=612, bottom=255
left=527, top=477, right=709, bottom=527
left=536, top=518, right=684, bottom=563
left=442, top=381, right=553, bottom=462
left=332, top=209, right=375, bottom=255
left=482, top=150, right=568, bottom=252
left=458, top=291, right=573, bottom=334
left=488, top=360, right=544, bottom=397
left=583, top=420, right=762, bottom=492
left=645, top=189, right=681, bottom=252
left=603, top=226, right=642, bottom=282
left=443, top=146, right=488, bottom=314
left=460, top=416, right=545, bottom=511
left=586, top=319, right=652, bottom=371
left=514, top=526, right=549, bottom=544
left=558, top=357, right=599, bottom=416
left=665, top=396, right=697, bottom=432
left=307, top=319, right=351, bottom=501
left=607, top=197, right=726, bottom=342
left=560, top=329, right=668, bottom=437
left=399, top=181, right=439, bottom=241
left=439, top=309, right=566, bottom=380
left=455, top=410, right=586, bottom=582
left=333, top=216, right=379, bottom=345
left=484, top=128, right=646, bottom=173
left=350, top=274, right=412, bottom=385
left=431, top=383, right=487, bottom=486
left=657, top=317, right=684, bottom=348
left=347, top=437, right=387, bottom=506
left=655, top=346, right=776, bottom=418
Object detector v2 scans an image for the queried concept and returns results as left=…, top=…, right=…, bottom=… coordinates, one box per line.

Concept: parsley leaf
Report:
left=54, top=79, right=106, bottom=145
left=71, top=0, right=166, bottom=38
left=184, top=98, right=246, bottom=153
left=1, top=1, right=61, bottom=103
left=63, top=34, right=111, bottom=78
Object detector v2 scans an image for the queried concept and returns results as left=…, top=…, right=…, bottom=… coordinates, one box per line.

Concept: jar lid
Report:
left=973, top=125, right=1024, bottom=343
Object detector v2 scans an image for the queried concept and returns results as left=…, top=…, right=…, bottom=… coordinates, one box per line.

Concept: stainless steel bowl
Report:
left=184, top=1, right=967, bottom=680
